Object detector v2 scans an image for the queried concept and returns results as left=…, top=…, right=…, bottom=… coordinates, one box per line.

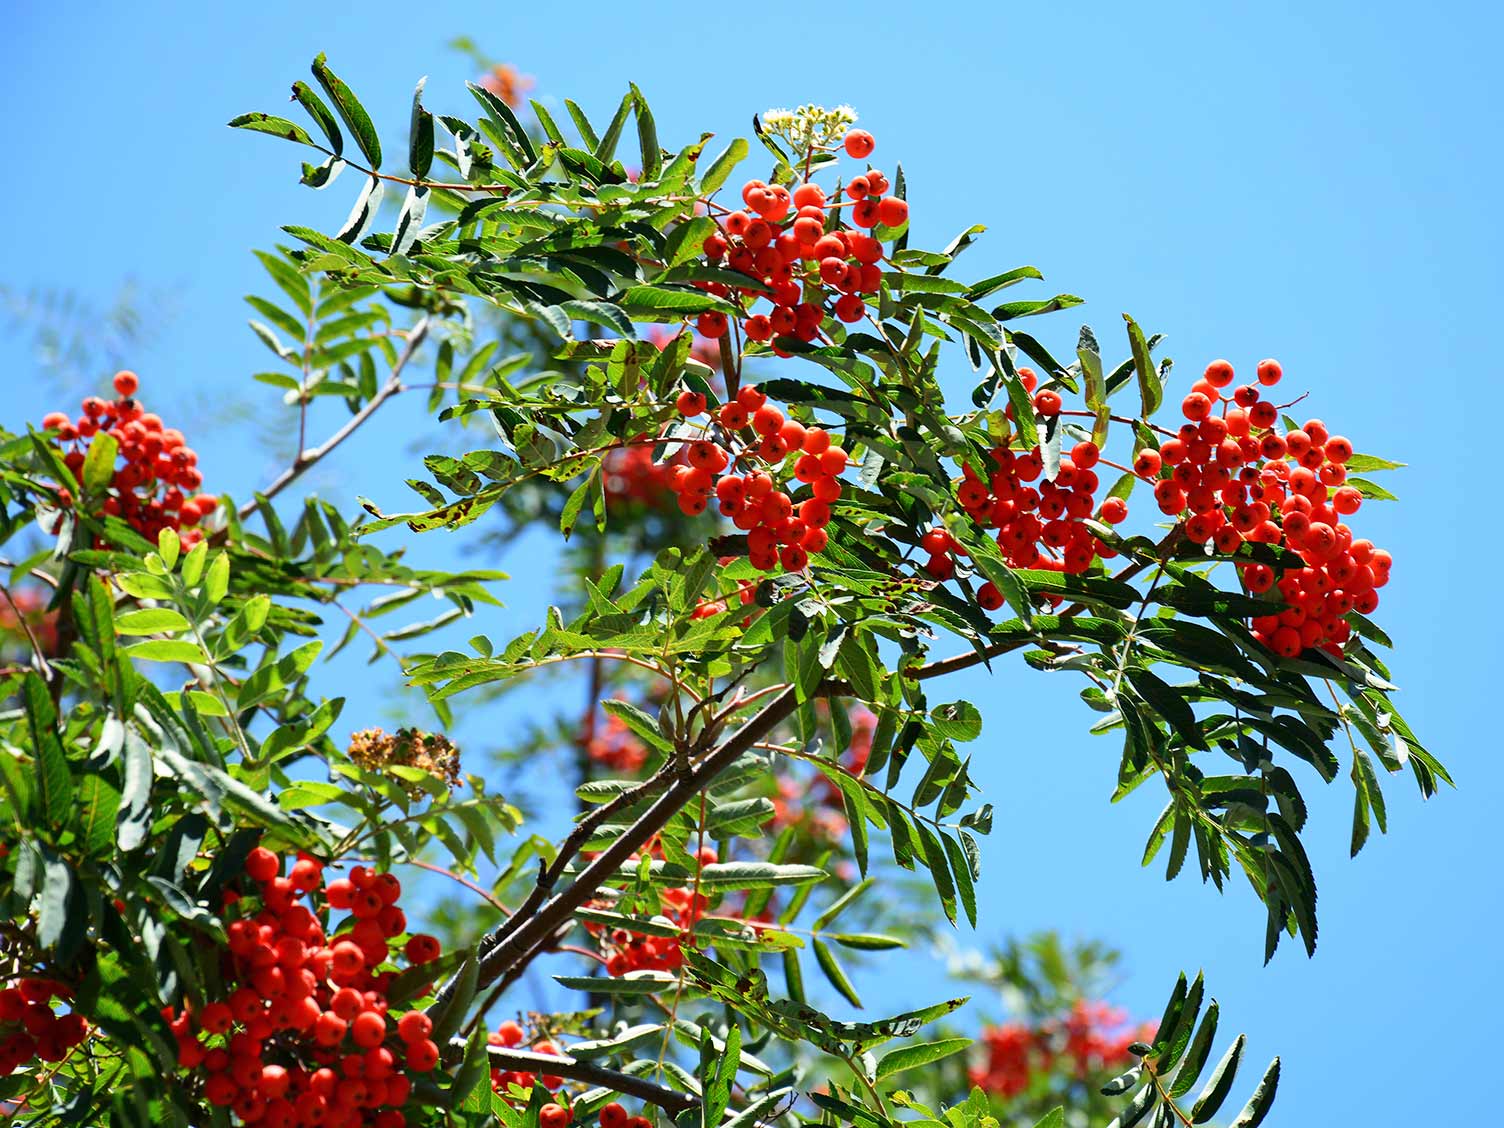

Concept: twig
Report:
left=479, top=1047, right=698, bottom=1114
left=233, top=316, right=432, bottom=522
left=0, top=583, right=51, bottom=680
left=427, top=683, right=813, bottom=1018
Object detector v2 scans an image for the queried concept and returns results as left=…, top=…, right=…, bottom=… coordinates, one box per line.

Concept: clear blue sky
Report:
left=6, top=3, right=1501, bottom=1123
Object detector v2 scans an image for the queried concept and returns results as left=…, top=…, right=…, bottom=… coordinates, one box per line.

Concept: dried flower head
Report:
left=348, top=727, right=462, bottom=796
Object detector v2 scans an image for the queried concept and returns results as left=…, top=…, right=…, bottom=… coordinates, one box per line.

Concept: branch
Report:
left=911, top=536, right=1175, bottom=681
left=428, top=683, right=808, bottom=1018
left=481, top=1047, right=698, bottom=1114
left=234, top=315, right=432, bottom=522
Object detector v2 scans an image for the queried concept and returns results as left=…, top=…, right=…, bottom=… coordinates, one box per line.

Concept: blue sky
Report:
left=6, top=3, right=1502, bottom=1123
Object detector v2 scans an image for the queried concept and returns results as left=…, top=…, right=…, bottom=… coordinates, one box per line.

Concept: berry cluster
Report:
left=970, top=1001, right=1156, bottom=1098
left=487, top=1019, right=565, bottom=1102
left=601, top=441, right=676, bottom=512
left=693, top=130, right=902, bottom=349
left=0, top=978, right=89, bottom=1075
left=1134, top=359, right=1389, bottom=657
left=583, top=706, right=650, bottom=773
left=40, top=371, right=216, bottom=546
left=587, top=847, right=715, bottom=976
left=943, top=428, right=1125, bottom=608
left=671, top=385, right=848, bottom=572
left=165, top=848, right=445, bottom=1127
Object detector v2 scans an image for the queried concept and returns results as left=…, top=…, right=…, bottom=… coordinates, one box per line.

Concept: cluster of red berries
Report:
left=583, top=706, right=650, bottom=773
left=1131, top=359, right=1389, bottom=657
left=0, top=978, right=89, bottom=1075
left=587, top=847, right=715, bottom=977
left=40, top=371, right=217, bottom=546
left=936, top=419, right=1125, bottom=608
left=601, top=442, right=676, bottom=512
left=970, top=1001, right=1156, bottom=1098
left=486, top=1019, right=565, bottom=1103
left=692, top=130, right=902, bottom=349
left=164, top=848, right=445, bottom=1127
left=671, top=384, right=847, bottom=572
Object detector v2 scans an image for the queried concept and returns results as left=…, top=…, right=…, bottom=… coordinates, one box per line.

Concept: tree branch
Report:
left=428, top=683, right=808, bottom=1019
left=481, top=1047, right=698, bottom=1114
left=234, top=315, right=432, bottom=522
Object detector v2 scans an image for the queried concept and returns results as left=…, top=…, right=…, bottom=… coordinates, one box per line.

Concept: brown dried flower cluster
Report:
left=347, top=728, right=462, bottom=796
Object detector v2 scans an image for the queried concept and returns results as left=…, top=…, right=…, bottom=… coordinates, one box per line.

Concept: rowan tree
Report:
left=0, top=54, right=1446, bottom=1128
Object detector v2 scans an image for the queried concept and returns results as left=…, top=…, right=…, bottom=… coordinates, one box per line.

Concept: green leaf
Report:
left=619, top=285, right=732, bottom=315
left=1170, top=1001, right=1221, bottom=1099
left=929, top=701, right=982, bottom=743
left=204, top=551, right=230, bottom=603
left=123, top=640, right=208, bottom=665
left=1189, top=1034, right=1244, bottom=1124
left=228, top=112, right=317, bottom=147
left=811, top=937, right=862, bottom=1008
left=81, top=431, right=119, bottom=495
left=595, top=91, right=633, bottom=163
left=1227, top=1058, right=1279, bottom=1128
left=1124, top=314, right=1162, bottom=417
left=553, top=973, right=676, bottom=995
left=291, top=81, right=343, bottom=154
left=664, top=216, right=716, bottom=267
left=875, top=1037, right=971, bottom=1080
left=114, top=609, right=192, bottom=636
left=700, top=137, right=748, bottom=195
left=336, top=175, right=384, bottom=245
left=116, top=727, right=153, bottom=852
left=631, top=83, right=661, bottom=180
left=312, top=53, right=381, bottom=168
left=75, top=775, right=121, bottom=858
left=25, top=673, right=73, bottom=827
left=693, top=862, right=826, bottom=889
left=812, top=877, right=872, bottom=931
left=468, top=81, right=538, bottom=167
left=992, top=294, right=1083, bottom=321
left=1125, top=667, right=1207, bottom=750
left=409, top=76, right=434, bottom=178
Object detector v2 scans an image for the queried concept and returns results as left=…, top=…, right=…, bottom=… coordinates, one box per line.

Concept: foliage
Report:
left=0, top=50, right=1447, bottom=1127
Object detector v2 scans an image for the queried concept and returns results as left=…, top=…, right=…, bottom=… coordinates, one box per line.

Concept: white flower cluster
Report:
left=760, top=103, right=859, bottom=153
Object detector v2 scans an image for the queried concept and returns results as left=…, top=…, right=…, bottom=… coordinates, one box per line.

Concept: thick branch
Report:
left=481, top=1047, right=698, bottom=1115
left=428, top=684, right=806, bottom=1017
left=234, top=315, right=432, bottom=521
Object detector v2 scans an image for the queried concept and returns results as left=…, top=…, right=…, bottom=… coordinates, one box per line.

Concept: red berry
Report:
left=1032, top=390, right=1062, bottom=416
left=406, top=1039, right=440, bottom=1072
left=245, top=847, right=279, bottom=883
left=676, top=390, right=706, bottom=417
left=876, top=197, right=908, bottom=228
left=843, top=130, right=875, bottom=158
left=1100, top=497, right=1128, bottom=524
left=1256, top=358, right=1283, bottom=386
left=113, top=370, right=139, bottom=397
left=1134, top=450, right=1163, bottom=480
